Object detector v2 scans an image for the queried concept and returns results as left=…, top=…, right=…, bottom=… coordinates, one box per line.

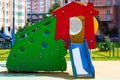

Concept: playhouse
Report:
left=6, top=2, right=99, bottom=78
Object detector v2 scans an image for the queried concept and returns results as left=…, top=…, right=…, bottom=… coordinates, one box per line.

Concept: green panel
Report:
left=6, top=16, right=67, bottom=72
left=18, top=12, right=22, bottom=16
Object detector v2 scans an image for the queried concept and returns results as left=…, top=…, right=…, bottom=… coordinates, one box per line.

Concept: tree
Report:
left=0, top=26, right=4, bottom=33
left=25, top=19, right=31, bottom=28
left=49, top=0, right=60, bottom=13
left=17, top=26, right=24, bottom=32
left=42, top=14, right=48, bottom=20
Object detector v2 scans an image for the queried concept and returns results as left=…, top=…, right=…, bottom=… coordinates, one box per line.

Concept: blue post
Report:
left=12, top=0, right=15, bottom=45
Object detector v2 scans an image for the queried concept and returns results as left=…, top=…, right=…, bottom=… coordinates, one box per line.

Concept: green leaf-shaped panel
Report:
left=6, top=16, right=67, bottom=72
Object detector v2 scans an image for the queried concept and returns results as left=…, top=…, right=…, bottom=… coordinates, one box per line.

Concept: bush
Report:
left=17, top=26, right=24, bottom=32
left=48, top=0, right=60, bottom=13
left=98, top=42, right=113, bottom=51
left=97, top=36, right=113, bottom=51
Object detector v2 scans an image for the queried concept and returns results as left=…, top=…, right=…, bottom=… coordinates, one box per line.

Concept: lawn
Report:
left=0, top=48, right=120, bottom=61
left=65, top=48, right=120, bottom=61
left=91, top=50, right=120, bottom=60
left=0, top=49, right=10, bottom=61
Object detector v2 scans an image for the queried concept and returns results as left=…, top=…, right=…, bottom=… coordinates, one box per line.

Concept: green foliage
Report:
left=49, top=0, right=60, bottom=13
left=17, top=26, right=24, bottom=32
left=0, top=26, right=4, bottom=33
left=97, top=36, right=113, bottom=51
left=98, top=42, right=113, bottom=51
left=25, top=20, right=31, bottom=28
left=42, top=14, right=48, bottom=20
left=17, top=20, right=31, bottom=32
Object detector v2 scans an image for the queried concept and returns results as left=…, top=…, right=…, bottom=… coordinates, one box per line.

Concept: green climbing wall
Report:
left=6, top=16, right=67, bottom=72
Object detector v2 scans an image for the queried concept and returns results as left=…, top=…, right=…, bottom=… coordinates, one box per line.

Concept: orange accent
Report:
left=94, top=17, right=99, bottom=34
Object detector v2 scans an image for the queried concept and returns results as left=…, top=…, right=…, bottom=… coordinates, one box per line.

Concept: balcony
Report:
left=99, top=14, right=113, bottom=21
left=90, top=0, right=112, bottom=7
left=94, top=3, right=112, bottom=7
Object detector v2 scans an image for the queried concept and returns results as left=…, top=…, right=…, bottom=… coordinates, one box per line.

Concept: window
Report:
left=76, top=0, right=81, bottom=1
left=65, top=0, right=68, bottom=3
left=18, top=5, right=23, bottom=9
left=6, top=19, right=9, bottom=23
left=0, top=1, right=2, bottom=6
left=106, top=0, right=110, bottom=3
left=106, top=0, right=111, bottom=5
left=3, top=11, right=5, bottom=14
left=6, top=11, right=9, bottom=15
left=46, top=0, right=50, bottom=12
left=0, top=18, right=2, bottom=22
left=0, top=9, right=2, bottom=14
left=91, top=0, right=95, bottom=2
left=40, top=8, right=44, bottom=13
left=18, top=19, right=24, bottom=23
left=6, top=3, right=9, bottom=8
left=107, top=9, right=110, bottom=15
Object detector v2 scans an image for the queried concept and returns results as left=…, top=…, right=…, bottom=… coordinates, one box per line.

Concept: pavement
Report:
left=0, top=61, right=120, bottom=80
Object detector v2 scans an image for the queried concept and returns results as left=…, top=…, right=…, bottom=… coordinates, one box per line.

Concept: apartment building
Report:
left=61, top=0, right=120, bottom=30
left=0, top=0, right=27, bottom=36
left=61, top=0, right=88, bottom=4
left=0, top=0, right=12, bottom=35
left=14, top=0, right=27, bottom=32
left=27, top=0, right=88, bottom=23
left=27, top=0, right=54, bottom=23
left=89, top=0, right=120, bottom=30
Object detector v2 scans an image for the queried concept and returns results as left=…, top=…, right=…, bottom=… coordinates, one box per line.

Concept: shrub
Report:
left=98, top=42, right=113, bottom=51
left=97, top=36, right=113, bottom=51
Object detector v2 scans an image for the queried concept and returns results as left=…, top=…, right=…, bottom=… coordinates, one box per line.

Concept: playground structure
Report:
left=6, top=2, right=99, bottom=78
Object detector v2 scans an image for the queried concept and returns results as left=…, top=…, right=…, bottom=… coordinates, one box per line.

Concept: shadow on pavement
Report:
left=0, top=71, right=75, bottom=79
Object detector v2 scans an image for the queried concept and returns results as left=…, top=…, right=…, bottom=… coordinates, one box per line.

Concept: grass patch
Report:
left=0, top=49, right=10, bottom=61
left=92, top=51, right=111, bottom=57
left=0, top=48, right=120, bottom=61
left=65, top=48, right=120, bottom=61
left=92, top=57, right=120, bottom=61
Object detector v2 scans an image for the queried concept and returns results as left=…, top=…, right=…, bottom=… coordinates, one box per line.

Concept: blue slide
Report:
left=69, top=39, right=95, bottom=78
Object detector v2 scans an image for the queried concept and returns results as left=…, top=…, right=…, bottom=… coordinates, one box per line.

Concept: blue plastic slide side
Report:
left=69, top=39, right=95, bottom=78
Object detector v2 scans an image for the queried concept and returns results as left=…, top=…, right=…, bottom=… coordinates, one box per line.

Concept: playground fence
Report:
left=0, top=42, right=120, bottom=61
left=0, top=41, right=11, bottom=49
left=92, top=41, right=120, bottom=58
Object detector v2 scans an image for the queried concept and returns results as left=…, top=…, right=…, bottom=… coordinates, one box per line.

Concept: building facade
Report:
left=89, top=0, right=120, bottom=30
left=0, top=0, right=27, bottom=36
left=60, top=0, right=88, bottom=5
left=13, top=0, right=27, bottom=32
left=27, top=0, right=54, bottom=23
left=0, top=0, right=12, bottom=35
left=27, top=0, right=88, bottom=23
